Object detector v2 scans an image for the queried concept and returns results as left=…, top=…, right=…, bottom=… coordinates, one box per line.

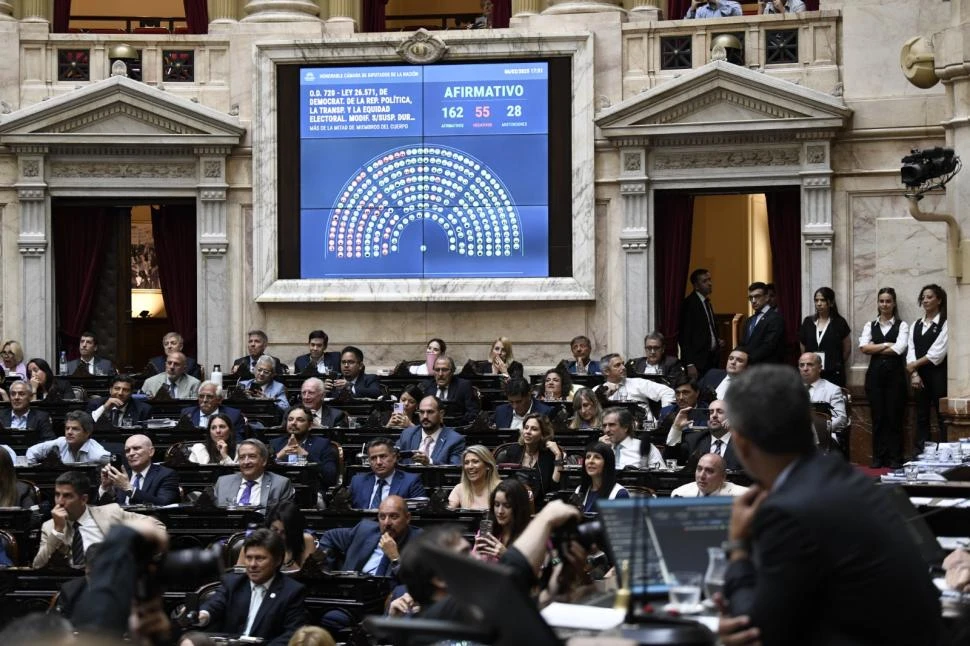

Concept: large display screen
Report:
left=297, top=62, right=550, bottom=279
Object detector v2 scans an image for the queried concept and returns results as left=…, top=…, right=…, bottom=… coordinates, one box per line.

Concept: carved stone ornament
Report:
left=49, top=162, right=195, bottom=179
left=204, top=160, right=222, bottom=178
left=806, top=145, right=825, bottom=164
left=22, top=160, right=39, bottom=177
left=623, top=152, right=642, bottom=172
left=654, top=147, right=799, bottom=170
left=396, top=29, right=449, bottom=65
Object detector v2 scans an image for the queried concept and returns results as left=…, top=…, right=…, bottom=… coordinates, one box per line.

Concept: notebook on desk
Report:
left=596, top=496, right=733, bottom=596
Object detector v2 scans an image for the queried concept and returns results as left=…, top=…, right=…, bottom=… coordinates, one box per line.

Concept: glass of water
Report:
left=667, top=571, right=703, bottom=613
left=904, top=464, right=920, bottom=482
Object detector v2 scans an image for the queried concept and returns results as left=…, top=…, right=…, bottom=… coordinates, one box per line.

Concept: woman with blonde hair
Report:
left=475, top=337, right=523, bottom=379
left=287, top=626, right=336, bottom=646
left=1, top=341, right=27, bottom=380
left=447, top=445, right=501, bottom=510
left=569, top=387, right=604, bottom=430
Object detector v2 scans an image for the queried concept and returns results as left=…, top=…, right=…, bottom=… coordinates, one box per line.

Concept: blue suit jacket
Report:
left=293, top=351, right=341, bottom=375
left=492, top=399, right=554, bottom=429
left=97, top=463, right=181, bottom=506
left=180, top=405, right=246, bottom=440
left=86, top=397, right=153, bottom=424
left=319, top=520, right=421, bottom=580
left=395, top=426, right=466, bottom=466
left=238, top=378, right=290, bottom=412
left=331, top=372, right=382, bottom=399
left=420, top=377, right=480, bottom=424
left=348, top=470, right=427, bottom=509
left=566, top=359, right=601, bottom=375
left=201, top=572, right=308, bottom=646
left=269, top=434, right=339, bottom=488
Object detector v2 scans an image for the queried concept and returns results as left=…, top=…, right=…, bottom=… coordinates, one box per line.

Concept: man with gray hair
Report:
left=26, top=410, right=110, bottom=464
left=238, top=355, right=290, bottom=412
left=145, top=331, right=202, bottom=379
left=0, top=380, right=54, bottom=444
left=140, top=351, right=201, bottom=400
left=180, top=380, right=245, bottom=439
left=211, top=439, right=294, bottom=508
left=300, top=377, right=346, bottom=428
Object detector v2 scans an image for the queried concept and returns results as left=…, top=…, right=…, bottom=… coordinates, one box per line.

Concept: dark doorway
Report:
left=52, top=199, right=197, bottom=372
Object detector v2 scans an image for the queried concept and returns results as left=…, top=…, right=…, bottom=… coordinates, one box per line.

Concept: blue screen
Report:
left=299, top=62, right=549, bottom=279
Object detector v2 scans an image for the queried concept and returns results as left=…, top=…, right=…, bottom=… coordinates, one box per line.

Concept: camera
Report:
left=135, top=541, right=225, bottom=601
left=901, top=147, right=959, bottom=188
left=551, top=517, right=604, bottom=557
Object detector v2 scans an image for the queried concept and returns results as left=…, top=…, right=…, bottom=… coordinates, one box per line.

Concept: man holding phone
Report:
left=661, top=379, right=710, bottom=447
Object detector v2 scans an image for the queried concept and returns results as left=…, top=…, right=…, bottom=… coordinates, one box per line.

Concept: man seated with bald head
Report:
left=798, top=352, right=848, bottom=446
left=668, top=399, right=744, bottom=471
left=319, top=495, right=421, bottom=579
left=180, top=381, right=245, bottom=439
left=96, top=434, right=180, bottom=506
left=671, top=453, right=747, bottom=497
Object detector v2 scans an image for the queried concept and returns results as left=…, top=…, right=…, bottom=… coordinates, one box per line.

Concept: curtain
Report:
left=654, top=192, right=695, bottom=354
left=53, top=0, right=71, bottom=33
left=492, top=0, right=511, bottom=28
left=668, top=0, right=691, bottom=19
left=152, top=205, right=198, bottom=357
left=766, top=189, right=802, bottom=366
left=183, top=0, right=209, bottom=34
left=804, top=0, right=819, bottom=10
left=53, top=206, right=112, bottom=359
left=362, top=0, right=389, bottom=33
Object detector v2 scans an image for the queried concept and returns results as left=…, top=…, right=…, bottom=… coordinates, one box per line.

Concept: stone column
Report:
left=196, top=150, right=231, bottom=371
left=208, top=0, right=238, bottom=22
left=619, top=147, right=653, bottom=358
left=326, top=0, right=358, bottom=33
left=800, top=141, right=834, bottom=318
left=20, top=0, right=48, bottom=22
left=544, top=0, right=624, bottom=14
left=512, top=0, right=544, bottom=17
left=242, top=0, right=319, bottom=22
left=0, top=1, right=12, bottom=20
left=14, top=149, right=54, bottom=361
left=626, top=0, right=660, bottom=21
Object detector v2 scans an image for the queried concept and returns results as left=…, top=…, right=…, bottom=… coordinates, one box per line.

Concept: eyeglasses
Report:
left=644, top=346, right=663, bottom=352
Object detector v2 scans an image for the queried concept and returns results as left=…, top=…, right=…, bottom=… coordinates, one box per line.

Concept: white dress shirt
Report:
left=26, top=437, right=110, bottom=464
left=52, top=506, right=105, bottom=552
left=243, top=576, right=274, bottom=636
left=671, top=481, right=748, bottom=497
left=419, top=429, right=442, bottom=464
left=715, top=375, right=732, bottom=401
left=906, top=315, right=948, bottom=366
left=236, top=474, right=265, bottom=506
left=858, top=317, right=909, bottom=356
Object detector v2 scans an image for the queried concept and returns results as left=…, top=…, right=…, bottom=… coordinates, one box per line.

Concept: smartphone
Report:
left=393, top=402, right=405, bottom=415
left=398, top=450, right=415, bottom=459
left=479, top=519, right=493, bottom=536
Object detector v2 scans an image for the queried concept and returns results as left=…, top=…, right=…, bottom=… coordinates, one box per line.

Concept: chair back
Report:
left=492, top=442, right=520, bottom=466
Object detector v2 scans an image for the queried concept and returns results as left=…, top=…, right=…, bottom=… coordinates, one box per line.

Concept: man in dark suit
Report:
left=86, top=375, right=153, bottom=427
left=144, top=331, right=202, bottom=379
left=231, top=329, right=288, bottom=379
left=212, top=439, right=295, bottom=508
left=199, top=528, right=308, bottom=646
left=180, top=380, right=245, bottom=439
left=678, top=268, right=721, bottom=380
left=269, top=405, right=338, bottom=489
left=396, top=396, right=466, bottom=466
left=718, top=365, right=942, bottom=646
left=292, top=329, right=341, bottom=376
left=65, top=331, right=116, bottom=376
left=741, top=281, right=785, bottom=365
left=657, top=378, right=708, bottom=446
left=348, top=438, right=426, bottom=509
left=327, top=345, right=382, bottom=398
left=671, top=399, right=742, bottom=471
left=420, top=356, right=480, bottom=424
left=492, top=377, right=553, bottom=429
left=630, top=331, right=687, bottom=382
left=0, top=380, right=54, bottom=445
left=298, top=377, right=346, bottom=428
left=565, top=335, right=601, bottom=375
left=319, top=495, right=421, bottom=581
left=96, top=434, right=180, bottom=506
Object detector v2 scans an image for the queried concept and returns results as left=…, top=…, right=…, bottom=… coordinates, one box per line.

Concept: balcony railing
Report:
left=622, top=11, right=840, bottom=97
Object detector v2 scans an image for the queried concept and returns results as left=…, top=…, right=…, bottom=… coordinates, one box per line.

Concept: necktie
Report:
left=71, top=522, right=85, bottom=566
left=745, top=311, right=761, bottom=340
left=243, top=584, right=265, bottom=636
left=239, top=480, right=256, bottom=505
left=614, top=443, right=623, bottom=466
left=127, top=472, right=142, bottom=505
left=713, top=440, right=724, bottom=457
left=421, top=435, right=434, bottom=464
left=704, top=298, right=717, bottom=349
left=111, top=408, right=122, bottom=427
left=168, top=381, right=178, bottom=398
left=436, top=387, right=446, bottom=400
left=370, top=478, right=387, bottom=509
left=576, top=361, right=587, bottom=376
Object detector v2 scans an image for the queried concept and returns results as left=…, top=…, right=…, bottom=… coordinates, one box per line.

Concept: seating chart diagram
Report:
left=299, top=62, right=549, bottom=279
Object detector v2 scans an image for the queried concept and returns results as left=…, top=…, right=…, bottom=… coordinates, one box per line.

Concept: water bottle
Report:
left=211, top=364, right=223, bottom=389
left=58, top=351, right=67, bottom=376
